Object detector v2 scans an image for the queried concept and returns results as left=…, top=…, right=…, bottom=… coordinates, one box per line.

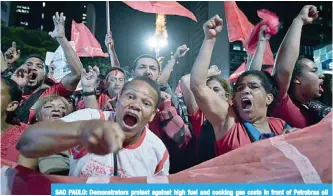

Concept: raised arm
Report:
left=272, top=5, right=318, bottom=99
left=49, top=12, right=83, bottom=91
left=158, top=45, right=189, bottom=85
left=2, top=42, right=21, bottom=72
left=17, top=110, right=125, bottom=158
left=81, top=66, right=100, bottom=109
left=247, top=25, right=271, bottom=71
left=190, top=15, right=229, bottom=127
left=181, top=66, right=221, bottom=115
left=105, top=31, right=120, bottom=67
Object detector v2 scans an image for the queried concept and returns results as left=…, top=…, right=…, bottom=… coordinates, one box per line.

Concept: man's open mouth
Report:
left=241, top=98, right=253, bottom=110
left=29, top=72, right=37, bottom=82
left=123, top=112, right=139, bottom=128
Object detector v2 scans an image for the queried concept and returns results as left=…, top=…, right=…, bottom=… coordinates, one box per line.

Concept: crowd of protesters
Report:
left=1, top=5, right=331, bottom=178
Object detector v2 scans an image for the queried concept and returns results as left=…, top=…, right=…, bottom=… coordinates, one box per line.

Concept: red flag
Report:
left=225, top=1, right=277, bottom=81
left=123, top=1, right=197, bottom=22
left=224, top=1, right=254, bottom=49
left=71, top=21, right=108, bottom=57
left=228, top=62, right=274, bottom=83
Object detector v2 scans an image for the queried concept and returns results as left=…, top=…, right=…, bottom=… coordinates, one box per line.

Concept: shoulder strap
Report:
left=243, top=122, right=276, bottom=142
left=113, top=153, right=118, bottom=176
left=15, top=88, right=47, bottom=123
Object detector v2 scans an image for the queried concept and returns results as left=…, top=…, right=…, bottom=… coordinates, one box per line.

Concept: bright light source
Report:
left=43, top=2, right=46, bottom=7
left=159, top=39, right=168, bottom=48
left=148, top=37, right=156, bottom=48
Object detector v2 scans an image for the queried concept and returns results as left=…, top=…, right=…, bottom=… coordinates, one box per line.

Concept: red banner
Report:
left=123, top=1, right=197, bottom=22
left=71, top=21, right=108, bottom=58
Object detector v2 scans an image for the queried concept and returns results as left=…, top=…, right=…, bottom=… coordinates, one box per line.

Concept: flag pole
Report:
left=106, top=1, right=111, bottom=33
left=106, top=1, right=114, bottom=66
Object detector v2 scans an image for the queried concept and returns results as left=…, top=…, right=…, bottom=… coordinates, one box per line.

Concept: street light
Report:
left=148, top=14, right=168, bottom=58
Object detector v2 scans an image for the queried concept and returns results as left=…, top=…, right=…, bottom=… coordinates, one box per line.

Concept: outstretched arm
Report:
left=105, top=31, right=120, bottom=67
left=272, top=5, right=318, bottom=99
left=247, top=25, right=271, bottom=71
left=2, top=42, right=21, bottom=72
left=17, top=109, right=125, bottom=158
left=190, top=15, right=229, bottom=128
left=158, top=45, right=189, bottom=85
left=49, top=12, right=83, bottom=91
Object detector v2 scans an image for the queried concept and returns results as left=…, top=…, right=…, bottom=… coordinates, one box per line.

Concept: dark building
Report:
left=9, top=1, right=88, bottom=37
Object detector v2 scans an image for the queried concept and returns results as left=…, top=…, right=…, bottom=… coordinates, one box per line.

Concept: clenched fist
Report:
left=297, top=5, right=319, bottom=25
left=79, top=120, right=125, bottom=155
left=174, top=45, right=190, bottom=59
left=203, top=15, right=223, bottom=39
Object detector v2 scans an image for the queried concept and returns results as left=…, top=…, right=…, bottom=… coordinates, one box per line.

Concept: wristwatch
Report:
left=82, top=89, right=96, bottom=97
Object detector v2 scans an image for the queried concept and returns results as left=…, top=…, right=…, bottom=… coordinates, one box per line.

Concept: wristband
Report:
left=82, top=90, right=96, bottom=97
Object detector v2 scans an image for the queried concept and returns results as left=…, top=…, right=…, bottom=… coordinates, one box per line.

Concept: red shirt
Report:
left=271, top=94, right=314, bottom=128
left=76, top=93, right=116, bottom=111
left=188, top=109, right=205, bottom=141
left=216, top=117, right=286, bottom=155
left=1, top=123, right=29, bottom=162
left=22, top=82, right=74, bottom=124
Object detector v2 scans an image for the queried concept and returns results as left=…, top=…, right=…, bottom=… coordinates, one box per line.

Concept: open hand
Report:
left=11, top=64, right=29, bottom=88
left=81, top=66, right=99, bottom=90
left=49, top=12, right=66, bottom=39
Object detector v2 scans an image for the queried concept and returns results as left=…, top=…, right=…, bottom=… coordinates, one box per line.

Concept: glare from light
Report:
left=148, top=36, right=168, bottom=49
left=148, top=37, right=156, bottom=48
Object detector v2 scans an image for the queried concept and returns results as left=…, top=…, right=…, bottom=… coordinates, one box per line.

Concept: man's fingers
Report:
left=12, top=42, right=16, bottom=49
left=17, top=50, right=21, bottom=55
left=81, top=68, right=87, bottom=75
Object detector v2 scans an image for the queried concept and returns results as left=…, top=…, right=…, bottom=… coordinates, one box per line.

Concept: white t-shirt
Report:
left=61, top=108, right=169, bottom=177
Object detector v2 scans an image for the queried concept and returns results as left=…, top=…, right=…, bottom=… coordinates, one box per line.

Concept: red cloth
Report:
left=76, top=93, right=116, bottom=111
left=123, top=1, right=197, bottom=22
left=216, top=117, right=286, bottom=155
left=188, top=109, right=205, bottom=141
left=71, top=21, right=108, bottom=57
left=1, top=123, right=29, bottom=162
left=225, top=1, right=277, bottom=81
left=22, top=82, right=74, bottom=124
left=271, top=94, right=316, bottom=128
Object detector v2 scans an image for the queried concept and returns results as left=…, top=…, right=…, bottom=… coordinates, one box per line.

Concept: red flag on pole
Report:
left=71, top=21, right=108, bottom=57
left=224, top=1, right=278, bottom=81
left=123, top=1, right=197, bottom=22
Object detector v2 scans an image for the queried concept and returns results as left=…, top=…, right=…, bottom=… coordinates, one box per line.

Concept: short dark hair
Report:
left=2, top=78, right=22, bottom=125
left=133, top=54, right=160, bottom=72
left=207, top=75, right=232, bottom=99
left=234, top=70, right=278, bottom=108
left=105, top=67, right=126, bottom=81
left=25, top=54, right=45, bottom=64
left=120, top=76, right=161, bottom=109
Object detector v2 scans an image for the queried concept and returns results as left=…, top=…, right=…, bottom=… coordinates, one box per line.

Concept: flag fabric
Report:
left=224, top=1, right=277, bottom=80
left=1, top=113, right=331, bottom=194
left=123, top=1, right=197, bottom=22
left=71, top=21, right=109, bottom=58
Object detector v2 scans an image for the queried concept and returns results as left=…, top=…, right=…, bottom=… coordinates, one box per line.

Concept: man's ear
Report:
left=266, top=93, right=274, bottom=106
left=7, top=101, right=19, bottom=112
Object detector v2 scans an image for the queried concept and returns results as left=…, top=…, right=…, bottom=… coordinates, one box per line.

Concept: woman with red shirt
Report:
left=1, top=78, right=29, bottom=162
left=190, top=15, right=292, bottom=156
